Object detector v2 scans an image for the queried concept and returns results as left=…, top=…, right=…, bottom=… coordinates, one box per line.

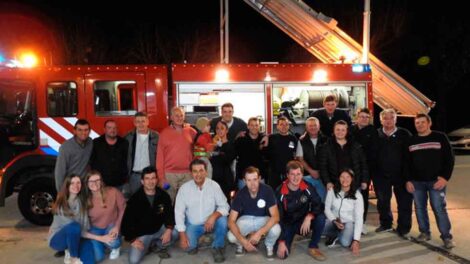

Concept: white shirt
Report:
left=133, top=133, right=150, bottom=171
left=324, top=189, right=364, bottom=241
left=175, top=178, right=230, bottom=232
left=296, top=137, right=318, bottom=157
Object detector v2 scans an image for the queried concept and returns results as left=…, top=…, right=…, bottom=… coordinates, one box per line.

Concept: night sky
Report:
left=1, top=0, right=470, bottom=131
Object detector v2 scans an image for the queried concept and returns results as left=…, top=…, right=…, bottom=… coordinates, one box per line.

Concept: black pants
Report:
left=361, top=180, right=371, bottom=223
left=373, top=177, right=412, bottom=234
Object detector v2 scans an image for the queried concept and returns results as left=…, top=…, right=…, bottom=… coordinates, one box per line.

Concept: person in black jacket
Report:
left=266, top=117, right=298, bottom=191
left=121, top=166, right=177, bottom=263
left=296, top=117, right=328, bottom=201
left=275, top=160, right=326, bottom=261
left=405, top=113, right=455, bottom=249
left=350, top=108, right=378, bottom=232
left=319, top=120, right=369, bottom=192
left=89, top=120, right=128, bottom=188
left=310, top=94, right=352, bottom=137
left=374, top=108, right=412, bottom=237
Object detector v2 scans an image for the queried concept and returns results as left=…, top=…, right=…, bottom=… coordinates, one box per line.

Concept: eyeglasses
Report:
left=87, top=179, right=101, bottom=184
left=358, top=115, right=370, bottom=119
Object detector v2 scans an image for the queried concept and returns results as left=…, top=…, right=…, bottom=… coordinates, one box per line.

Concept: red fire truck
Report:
left=0, top=63, right=373, bottom=225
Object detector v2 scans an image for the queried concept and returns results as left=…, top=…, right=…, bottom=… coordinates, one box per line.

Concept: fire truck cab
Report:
left=0, top=63, right=371, bottom=225
left=0, top=65, right=168, bottom=225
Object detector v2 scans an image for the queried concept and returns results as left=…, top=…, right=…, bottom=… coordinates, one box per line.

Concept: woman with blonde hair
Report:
left=81, top=170, right=126, bottom=262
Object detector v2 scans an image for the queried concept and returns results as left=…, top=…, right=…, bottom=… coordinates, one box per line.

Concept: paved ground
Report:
left=1, top=156, right=470, bottom=264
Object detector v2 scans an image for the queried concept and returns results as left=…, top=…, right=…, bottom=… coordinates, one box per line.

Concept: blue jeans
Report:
left=49, top=222, right=82, bottom=258
left=276, top=213, right=326, bottom=251
left=82, top=225, right=121, bottom=262
left=324, top=220, right=355, bottom=247
left=185, top=216, right=228, bottom=251
left=227, top=215, right=281, bottom=248
left=412, top=180, right=453, bottom=240
left=129, top=226, right=178, bottom=264
left=303, top=176, right=326, bottom=202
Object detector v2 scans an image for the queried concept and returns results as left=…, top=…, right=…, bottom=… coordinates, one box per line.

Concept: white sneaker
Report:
left=109, top=247, right=120, bottom=260
left=70, top=258, right=83, bottom=264
left=266, top=246, right=274, bottom=261
left=362, top=225, right=368, bottom=235
left=64, top=250, right=71, bottom=264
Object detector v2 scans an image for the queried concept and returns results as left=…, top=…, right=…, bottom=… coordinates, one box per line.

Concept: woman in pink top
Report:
left=82, top=170, right=126, bottom=262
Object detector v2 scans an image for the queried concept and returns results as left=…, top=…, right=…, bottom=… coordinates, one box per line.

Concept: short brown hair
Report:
left=286, top=160, right=304, bottom=174
left=357, top=108, right=370, bottom=115
left=323, top=94, right=337, bottom=104
left=248, top=117, right=260, bottom=125
left=415, top=113, right=431, bottom=123
left=244, top=166, right=260, bottom=178
left=221, top=103, right=234, bottom=110
left=277, top=116, right=289, bottom=124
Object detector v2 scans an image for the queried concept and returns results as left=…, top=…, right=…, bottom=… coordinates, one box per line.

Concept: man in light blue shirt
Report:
left=175, top=159, right=229, bottom=263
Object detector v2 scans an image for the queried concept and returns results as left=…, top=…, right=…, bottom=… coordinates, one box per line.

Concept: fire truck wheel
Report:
left=18, top=177, right=56, bottom=226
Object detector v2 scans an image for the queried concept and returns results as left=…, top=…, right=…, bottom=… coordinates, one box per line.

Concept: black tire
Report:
left=18, top=177, right=56, bottom=226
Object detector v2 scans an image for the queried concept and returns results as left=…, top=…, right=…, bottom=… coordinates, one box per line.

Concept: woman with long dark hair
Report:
left=323, top=169, right=364, bottom=256
left=48, top=175, right=89, bottom=264
left=210, top=120, right=236, bottom=200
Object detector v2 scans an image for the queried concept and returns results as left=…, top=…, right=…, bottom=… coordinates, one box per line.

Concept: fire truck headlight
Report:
left=20, top=53, right=38, bottom=68
left=312, top=70, right=328, bottom=83
left=215, top=69, right=230, bottom=82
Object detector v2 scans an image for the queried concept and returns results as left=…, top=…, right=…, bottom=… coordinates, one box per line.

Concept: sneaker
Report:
left=325, top=236, right=338, bottom=248
left=235, top=245, right=245, bottom=257
left=109, top=247, right=120, bottom=260
left=187, top=248, right=198, bottom=255
left=212, top=248, right=225, bottom=263
left=375, top=226, right=393, bottom=233
left=55, top=250, right=65, bottom=258
left=266, top=246, right=274, bottom=261
left=398, top=232, right=411, bottom=240
left=443, top=239, right=455, bottom=249
left=362, top=225, right=368, bottom=235
left=70, top=258, right=83, bottom=264
left=415, top=232, right=431, bottom=242
left=62, top=250, right=70, bottom=264
left=308, top=248, right=327, bottom=261
left=156, top=248, right=171, bottom=259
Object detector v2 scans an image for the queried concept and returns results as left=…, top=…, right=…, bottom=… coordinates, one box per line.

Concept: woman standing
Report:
left=48, top=175, right=89, bottom=264
left=210, top=121, right=236, bottom=200
left=324, top=169, right=364, bottom=256
left=82, top=170, right=126, bottom=262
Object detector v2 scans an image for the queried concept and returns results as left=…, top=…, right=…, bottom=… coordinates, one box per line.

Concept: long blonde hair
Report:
left=83, top=170, right=107, bottom=209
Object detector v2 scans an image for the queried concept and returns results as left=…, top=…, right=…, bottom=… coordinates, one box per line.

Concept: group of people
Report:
left=48, top=95, right=456, bottom=264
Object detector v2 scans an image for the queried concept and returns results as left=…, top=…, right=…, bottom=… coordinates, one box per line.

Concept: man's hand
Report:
left=361, top=182, right=368, bottom=191
left=131, top=239, right=144, bottom=251
left=308, top=169, right=320, bottom=179
left=276, top=241, right=289, bottom=259
left=300, top=214, right=314, bottom=235
left=161, top=228, right=172, bottom=245
left=333, top=219, right=344, bottom=230
left=179, top=232, right=190, bottom=250
left=406, top=181, right=415, bottom=193
left=351, top=240, right=360, bottom=256
left=236, top=131, right=247, bottom=139
left=433, top=177, right=448, bottom=190
left=260, top=135, right=269, bottom=147
left=248, top=230, right=263, bottom=245
left=241, top=238, right=258, bottom=252
left=204, top=215, right=217, bottom=232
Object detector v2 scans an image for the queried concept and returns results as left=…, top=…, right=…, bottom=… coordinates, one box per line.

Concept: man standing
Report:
left=227, top=166, right=280, bottom=259
left=275, top=161, right=326, bottom=261
left=175, top=159, right=229, bottom=263
left=157, top=106, right=196, bottom=202
left=89, top=120, right=128, bottom=189
left=350, top=108, right=378, bottom=233
left=121, top=166, right=177, bottom=263
left=296, top=117, right=328, bottom=201
left=53, top=118, right=93, bottom=257
left=311, top=94, right=351, bottom=137
left=55, top=119, right=93, bottom=191
left=266, top=117, right=298, bottom=190
left=406, top=113, right=455, bottom=249
left=375, top=109, right=412, bottom=237
left=210, top=102, right=247, bottom=142
left=125, top=112, right=159, bottom=195
left=234, top=117, right=268, bottom=189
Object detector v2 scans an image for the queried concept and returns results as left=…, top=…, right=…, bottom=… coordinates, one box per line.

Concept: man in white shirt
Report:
left=175, top=159, right=230, bottom=263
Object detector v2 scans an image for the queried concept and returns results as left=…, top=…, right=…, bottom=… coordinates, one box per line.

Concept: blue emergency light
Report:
left=352, top=64, right=371, bottom=73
